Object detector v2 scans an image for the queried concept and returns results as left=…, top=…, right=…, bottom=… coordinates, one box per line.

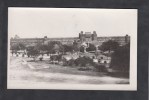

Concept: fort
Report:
left=10, top=31, right=130, bottom=47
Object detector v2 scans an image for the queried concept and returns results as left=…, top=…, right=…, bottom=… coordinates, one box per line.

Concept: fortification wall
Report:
left=10, top=35, right=130, bottom=47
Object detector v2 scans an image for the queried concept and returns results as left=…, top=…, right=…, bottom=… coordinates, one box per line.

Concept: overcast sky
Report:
left=8, top=8, right=137, bottom=38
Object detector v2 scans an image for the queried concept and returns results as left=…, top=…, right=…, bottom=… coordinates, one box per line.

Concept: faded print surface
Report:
left=8, top=8, right=137, bottom=90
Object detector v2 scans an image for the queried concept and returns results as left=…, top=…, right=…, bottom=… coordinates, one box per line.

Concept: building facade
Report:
left=10, top=31, right=130, bottom=48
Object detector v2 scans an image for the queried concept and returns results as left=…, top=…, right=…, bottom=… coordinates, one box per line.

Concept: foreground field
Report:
left=8, top=56, right=129, bottom=89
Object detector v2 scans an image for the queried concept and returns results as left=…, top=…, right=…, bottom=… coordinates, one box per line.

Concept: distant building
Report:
left=10, top=31, right=130, bottom=48
left=10, top=37, right=45, bottom=47
left=14, top=35, right=20, bottom=39
left=79, top=31, right=97, bottom=42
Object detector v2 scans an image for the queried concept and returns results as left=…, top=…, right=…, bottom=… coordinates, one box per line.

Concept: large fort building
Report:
left=10, top=31, right=130, bottom=47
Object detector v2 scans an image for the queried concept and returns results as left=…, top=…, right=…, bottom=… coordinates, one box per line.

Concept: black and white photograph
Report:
left=7, top=8, right=137, bottom=90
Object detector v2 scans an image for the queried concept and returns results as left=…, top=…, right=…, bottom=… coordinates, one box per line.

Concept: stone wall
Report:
left=10, top=33, right=130, bottom=47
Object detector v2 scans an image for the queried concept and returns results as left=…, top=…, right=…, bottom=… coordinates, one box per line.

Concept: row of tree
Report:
left=99, top=40, right=130, bottom=72
left=110, top=43, right=130, bottom=72
left=11, top=41, right=98, bottom=54
left=11, top=40, right=130, bottom=72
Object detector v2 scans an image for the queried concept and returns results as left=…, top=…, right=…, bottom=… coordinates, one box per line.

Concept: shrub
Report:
left=80, top=46, right=85, bottom=53
left=78, top=67, right=92, bottom=71
left=62, top=58, right=76, bottom=67
left=86, top=43, right=96, bottom=52
left=39, top=57, right=43, bottom=61
left=94, top=64, right=108, bottom=72
left=67, top=59, right=75, bottom=66
left=22, top=54, right=24, bottom=57
left=74, top=56, right=93, bottom=67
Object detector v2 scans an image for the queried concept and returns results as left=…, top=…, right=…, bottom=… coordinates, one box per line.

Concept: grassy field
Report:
left=8, top=56, right=129, bottom=90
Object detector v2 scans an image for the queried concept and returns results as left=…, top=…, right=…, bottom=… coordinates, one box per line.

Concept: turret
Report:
left=14, top=35, right=20, bottom=39
left=125, top=34, right=130, bottom=43
left=44, top=36, right=47, bottom=38
left=79, top=31, right=84, bottom=42
left=92, top=31, right=97, bottom=41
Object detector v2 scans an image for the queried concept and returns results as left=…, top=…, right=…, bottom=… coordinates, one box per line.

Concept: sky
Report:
left=8, top=8, right=137, bottom=38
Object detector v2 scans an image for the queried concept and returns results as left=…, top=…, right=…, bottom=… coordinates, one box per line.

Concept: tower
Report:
left=79, top=31, right=84, bottom=42
left=125, top=34, right=130, bottom=44
left=92, top=31, right=97, bottom=41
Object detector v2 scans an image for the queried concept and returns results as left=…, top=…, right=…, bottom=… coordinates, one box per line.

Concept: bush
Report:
left=86, top=43, right=96, bottom=52
left=94, top=64, right=108, bottom=72
left=39, top=57, right=43, bottom=61
left=78, top=67, right=92, bottom=71
left=74, top=56, right=93, bottom=67
left=61, top=56, right=108, bottom=72
left=22, top=54, right=24, bottom=57
left=80, top=46, right=85, bottom=53
left=67, top=59, right=75, bottom=66
left=62, top=56, right=93, bottom=67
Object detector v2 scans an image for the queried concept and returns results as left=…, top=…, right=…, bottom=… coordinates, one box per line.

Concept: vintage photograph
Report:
left=7, top=8, right=137, bottom=90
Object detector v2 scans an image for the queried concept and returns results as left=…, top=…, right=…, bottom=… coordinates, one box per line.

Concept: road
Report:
left=8, top=56, right=129, bottom=89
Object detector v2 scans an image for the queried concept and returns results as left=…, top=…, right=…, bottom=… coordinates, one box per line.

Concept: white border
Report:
left=7, top=8, right=137, bottom=91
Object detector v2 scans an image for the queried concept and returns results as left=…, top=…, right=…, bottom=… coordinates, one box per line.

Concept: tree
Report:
left=63, top=44, right=73, bottom=53
left=11, top=44, right=19, bottom=51
left=11, top=43, right=26, bottom=51
left=18, top=43, right=26, bottom=50
left=26, top=46, right=39, bottom=61
left=72, top=40, right=79, bottom=52
left=100, top=40, right=119, bottom=53
left=80, top=46, right=85, bottom=53
left=63, top=40, right=80, bottom=53
left=47, top=41, right=63, bottom=54
left=53, top=44, right=61, bottom=53
left=74, top=56, right=93, bottom=67
left=110, top=43, right=130, bottom=72
left=38, top=44, right=49, bottom=55
left=38, top=44, right=47, bottom=51
left=10, top=43, right=26, bottom=55
left=86, top=43, right=96, bottom=52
